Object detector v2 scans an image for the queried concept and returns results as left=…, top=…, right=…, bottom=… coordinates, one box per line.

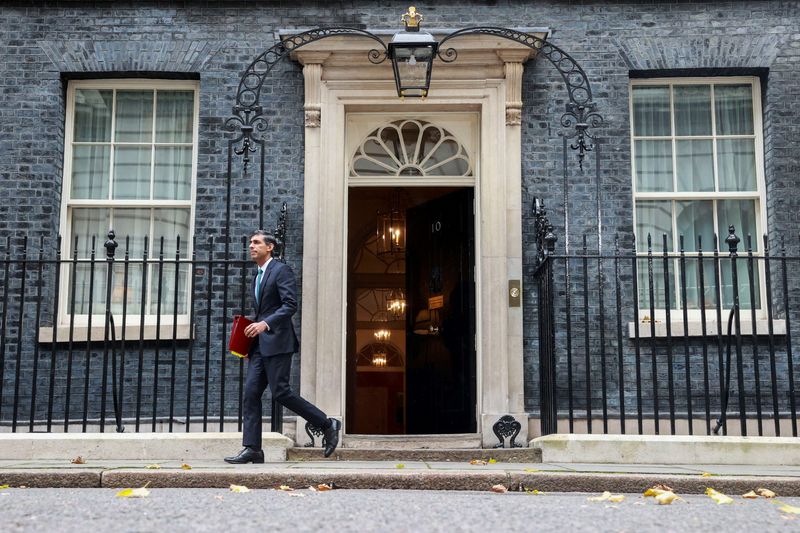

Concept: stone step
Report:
left=287, top=447, right=542, bottom=463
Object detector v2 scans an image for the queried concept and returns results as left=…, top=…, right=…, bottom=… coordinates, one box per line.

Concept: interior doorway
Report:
left=345, top=186, right=476, bottom=435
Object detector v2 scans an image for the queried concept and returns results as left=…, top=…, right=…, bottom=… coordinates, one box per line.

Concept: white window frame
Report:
left=54, top=78, right=199, bottom=338
left=629, top=76, right=768, bottom=323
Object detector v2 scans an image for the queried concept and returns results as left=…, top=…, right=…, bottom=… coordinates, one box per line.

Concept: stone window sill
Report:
left=38, top=324, right=193, bottom=343
left=628, top=319, right=786, bottom=339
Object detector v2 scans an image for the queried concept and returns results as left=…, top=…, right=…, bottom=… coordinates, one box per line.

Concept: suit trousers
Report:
left=242, top=349, right=328, bottom=449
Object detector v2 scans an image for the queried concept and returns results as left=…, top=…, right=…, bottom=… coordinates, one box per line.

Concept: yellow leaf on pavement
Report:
left=115, top=483, right=150, bottom=498
left=701, top=472, right=714, bottom=477
left=396, top=464, right=405, bottom=469
left=469, top=459, right=487, bottom=465
left=0, top=484, right=9, bottom=489
left=181, top=464, right=192, bottom=470
left=229, top=484, right=250, bottom=493
left=655, top=491, right=680, bottom=505
left=705, top=488, right=733, bottom=504
left=757, top=487, right=777, bottom=498
left=145, top=464, right=161, bottom=470
left=775, top=501, right=800, bottom=514
left=607, top=494, right=626, bottom=503
left=490, top=484, right=508, bottom=493
left=525, top=489, right=544, bottom=495
left=488, top=458, right=497, bottom=464
left=524, top=468, right=539, bottom=473
left=643, top=488, right=667, bottom=498
left=317, top=484, right=333, bottom=491
left=588, top=491, right=612, bottom=502
left=742, top=491, right=758, bottom=499
left=278, top=485, right=294, bottom=491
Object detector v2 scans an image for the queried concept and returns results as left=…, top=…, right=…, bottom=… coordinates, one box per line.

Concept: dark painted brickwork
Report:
left=1, top=0, right=800, bottom=430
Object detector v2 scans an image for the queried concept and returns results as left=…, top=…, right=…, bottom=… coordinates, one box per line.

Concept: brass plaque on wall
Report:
left=508, top=280, right=521, bottom=307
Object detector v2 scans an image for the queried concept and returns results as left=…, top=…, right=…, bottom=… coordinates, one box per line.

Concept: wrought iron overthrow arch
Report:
left=437, top=27, right=603, bottom=170
left=224, top=25, right=603, bottom=234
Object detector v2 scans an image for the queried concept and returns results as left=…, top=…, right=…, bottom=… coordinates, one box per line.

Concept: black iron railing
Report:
left=533, top=199, right=800, bottom=438
left=0, top=210, right=289, bottom=434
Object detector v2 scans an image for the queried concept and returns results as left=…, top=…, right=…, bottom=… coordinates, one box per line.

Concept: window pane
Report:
left=674, top=85, right=712, bottom=136
left=635, top=140, right=673, bottom=192
left=71, top=263, right=106, bottom=315
left=636, top=201, right=672, bottom=253
left=113, top=208, right=151, bottom=258
left=110, top=263, right=144, bottom=316
left=149, top=263, right=189, bottom=315
left=637, top=258, right=676, bottom=311
left=721, top=261, right=761, bottom=309
left=74, top=89, right=112, bottom=142
left=681, top=256, right=718, bottom=309
left=152, top=208, right=190, bottom=258
left=154, top=147, right=192, bottom=200
left=715, top=84, right=754, bottom=135
left=115, top=91, right=153, bottom=142
left=155, top=91, right=194, bottom=143
left=632, top=86, right=671, bottom=136
left=71, top=208, right=110, bottom=258
left=717, top=139, right=756, bottom=191
left=676, top=200, right=714, bottom=252
left=71, top=146, right=110, bottom=199
left=676, top=140, right=713, bottom=192
left=113, top=147, right=151, bottom=199
left=717, top=200, right=758, bottom=252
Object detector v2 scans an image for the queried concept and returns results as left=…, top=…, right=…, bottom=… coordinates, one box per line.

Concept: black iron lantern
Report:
left=388, top=7, right=438, bottom=98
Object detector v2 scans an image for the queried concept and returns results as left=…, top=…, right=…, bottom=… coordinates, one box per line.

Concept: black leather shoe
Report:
left=322, top=418, right=342, bottom=458
left=224, top=447, right=265, bottom=464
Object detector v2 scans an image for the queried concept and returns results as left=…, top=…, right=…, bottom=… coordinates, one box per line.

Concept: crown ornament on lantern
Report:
left=401, top=6, right=423, bottom=30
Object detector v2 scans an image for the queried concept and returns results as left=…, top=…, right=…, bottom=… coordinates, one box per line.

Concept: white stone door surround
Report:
left=291, top=31, right=545, bottom=447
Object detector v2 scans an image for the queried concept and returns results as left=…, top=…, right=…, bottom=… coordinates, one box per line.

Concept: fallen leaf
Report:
left=71, top=456, right=85, bottom=465
left=0, top=484, right=9, bottom=490
left=278, top=485, right=294, bottom=491
left=652, top=483, right=674, bottom=492
left=607, top=494, right=626, bottom=503
left=757, top=487, right=777, bottom=498
left=655, top=491, right=680, bottom=505
left=181, top=464, right=192, bottom=470
left=525, top=489, right=544, bottom=495
left=229, top=484, right=250, bottom=493
left=469, top=459, right=487, bottom=465
left=488, top=458, right=497, bottom=464
left=317, top=484, right=333, bottom=491
left=115, top=483, right=151, bottom=498
left=705, top=488, right=733, bottom=504
left=524, top=468, right=539, bottom=473
left=742, top=491, right=758, bottom=499
left=588, top=491, right=612, bottom=502
left=701, top=472, right=715, bottom=477
left=308, top=486, right=317, bottom=492
left=490, top=484, right=508, bottom=493
left=643, top=488, right=667, bottom=498
left=145, top=464, right=161, bottom=470
left=775, top=501, right=800, bottom=514
left=396, top=464, right=405, bottom=469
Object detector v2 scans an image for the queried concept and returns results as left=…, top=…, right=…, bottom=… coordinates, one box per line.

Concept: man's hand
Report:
left=244, top=321, right=268, bottom=337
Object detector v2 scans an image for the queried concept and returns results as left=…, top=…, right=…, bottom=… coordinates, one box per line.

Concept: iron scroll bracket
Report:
left=437, top=27, right=603, bottom=170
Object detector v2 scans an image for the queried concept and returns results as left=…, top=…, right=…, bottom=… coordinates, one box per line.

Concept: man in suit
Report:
left=224, top=230, right=341, bottom=463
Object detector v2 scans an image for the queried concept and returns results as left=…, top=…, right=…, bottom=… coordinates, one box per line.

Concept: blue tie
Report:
left=255, top=268, right=264, bottom=302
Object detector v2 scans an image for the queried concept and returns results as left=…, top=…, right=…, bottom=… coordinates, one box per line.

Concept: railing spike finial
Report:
left=726, top=225, right=740, bottom=255
left=104, top=229, right=118, bottom=259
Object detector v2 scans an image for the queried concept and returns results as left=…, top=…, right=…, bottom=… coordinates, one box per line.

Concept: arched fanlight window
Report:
left=351, top=119, right=472, bottom=177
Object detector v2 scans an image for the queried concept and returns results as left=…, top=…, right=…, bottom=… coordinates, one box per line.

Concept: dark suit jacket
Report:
left=249, top=259, right=300, bottom=357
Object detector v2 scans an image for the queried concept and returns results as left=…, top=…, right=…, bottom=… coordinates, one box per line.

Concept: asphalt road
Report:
left=2, top=488, right=799, bottom=532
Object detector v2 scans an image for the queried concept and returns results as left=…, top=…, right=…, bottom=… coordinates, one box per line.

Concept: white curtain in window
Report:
left=674, top=85, right=711, bottom=136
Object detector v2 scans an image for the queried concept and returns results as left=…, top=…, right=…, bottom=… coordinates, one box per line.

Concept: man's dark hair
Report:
left=250, top=230, right=278, bottom=246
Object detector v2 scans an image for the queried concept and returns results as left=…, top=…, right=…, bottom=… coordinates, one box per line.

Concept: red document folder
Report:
left=229, top=315, right=255, bottom=358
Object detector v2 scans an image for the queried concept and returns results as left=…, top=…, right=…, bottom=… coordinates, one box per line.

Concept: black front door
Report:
left=406, top=188, right=476, bottom=433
